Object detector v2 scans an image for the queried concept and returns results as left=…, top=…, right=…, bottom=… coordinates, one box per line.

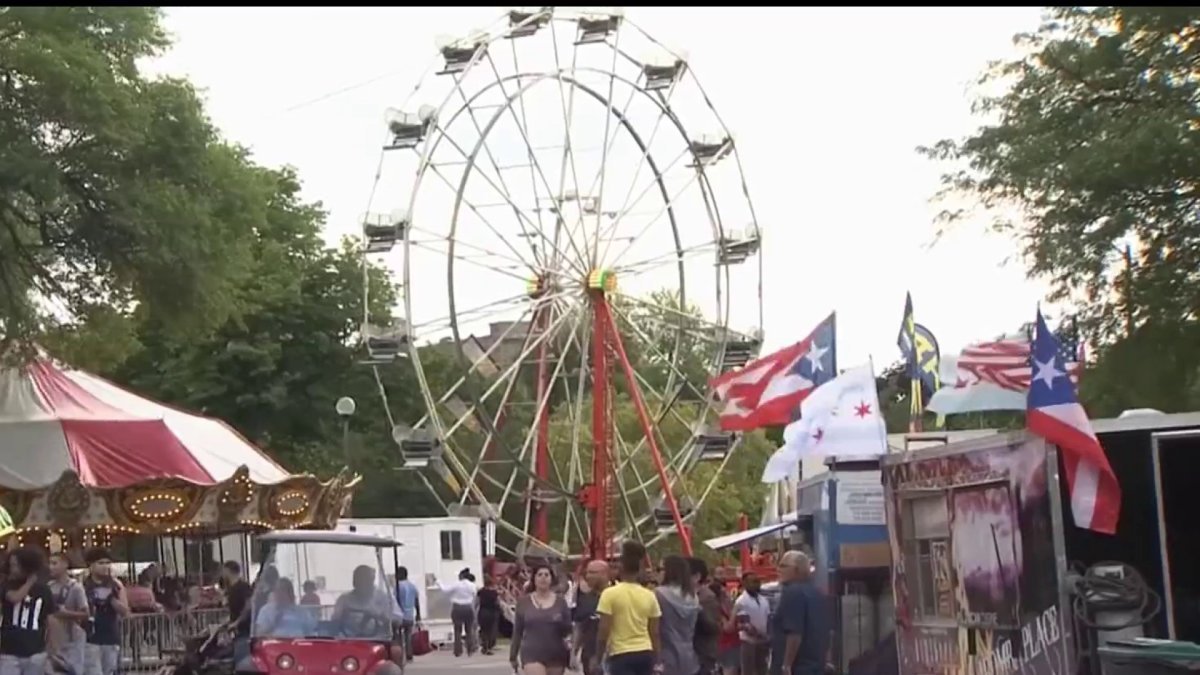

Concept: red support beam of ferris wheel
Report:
left=589, top=291, right=611, bottom=560
left=596, top=296, right=694, bottom=556
left=533, top=303, right=552, bottom=543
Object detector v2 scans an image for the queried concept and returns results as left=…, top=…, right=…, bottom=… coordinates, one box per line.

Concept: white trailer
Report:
left=336, top=517, right=484, bottom=645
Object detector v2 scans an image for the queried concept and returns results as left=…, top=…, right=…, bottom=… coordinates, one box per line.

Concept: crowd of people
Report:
left=0, top=546, right=135, bottom=675
left=427, top=541, right=828, bottom=675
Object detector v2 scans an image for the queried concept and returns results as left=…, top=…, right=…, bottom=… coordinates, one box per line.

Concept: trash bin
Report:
left=1098, top=640, right=1200, bottom=675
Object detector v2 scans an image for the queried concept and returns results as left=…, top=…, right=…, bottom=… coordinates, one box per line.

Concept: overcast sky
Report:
left=147, top=6, right=1048, bottom=368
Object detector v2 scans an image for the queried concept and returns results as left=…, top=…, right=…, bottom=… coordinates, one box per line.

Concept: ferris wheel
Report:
left=359, top=7, right=763, bottom=560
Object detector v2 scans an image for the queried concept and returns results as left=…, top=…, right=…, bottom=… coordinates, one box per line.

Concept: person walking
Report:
left=47, top=552, right=89, bottom=675
left=597, top=541, right=661, bottom=675
left=509, top=565, right=572, bottom=674
left=435, top=569, right=478, bottom=657
left=477, top=576, right=501, bottom=655
left=1, top=548, right=58, bottom=675
left=689, top=558, right=721, bottom=675
left=734, top=572, right=770, bottom=675
left=394, top=566, right=421, bottom=660
left=82, top=548, right=129, bottom=675
left=655, top=555, right=701, bottom=675
left=769, top=552, right=828, bottom=675
left=572, top=560, right=610, bottom=675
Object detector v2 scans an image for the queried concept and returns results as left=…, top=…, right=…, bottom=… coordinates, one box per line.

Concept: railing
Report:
left=120, top=607, right=228, bottom=673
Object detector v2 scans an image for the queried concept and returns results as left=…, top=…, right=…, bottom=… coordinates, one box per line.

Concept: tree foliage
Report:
left=0, top=7, right=267, bottom=346
left=924, top=7, right=1200, bottom=413
left=921, top=7, right=1200, bottom=342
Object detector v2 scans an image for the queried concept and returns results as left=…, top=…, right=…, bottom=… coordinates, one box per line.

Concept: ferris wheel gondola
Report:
left=359, top=7, right=763, bottom=560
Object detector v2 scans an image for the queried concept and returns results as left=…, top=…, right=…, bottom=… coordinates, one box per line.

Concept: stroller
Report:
left=157, top=627, right=235, bottom=675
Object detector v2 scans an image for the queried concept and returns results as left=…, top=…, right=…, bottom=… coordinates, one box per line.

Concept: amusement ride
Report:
left=359, top=7, right=763, bottom=561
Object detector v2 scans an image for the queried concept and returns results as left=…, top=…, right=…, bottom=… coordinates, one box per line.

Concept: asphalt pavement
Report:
left=407, top=650, right=514, bottom=675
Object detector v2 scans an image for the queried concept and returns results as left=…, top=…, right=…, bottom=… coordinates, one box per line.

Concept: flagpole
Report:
left=868, top=356, right=891, bottom=453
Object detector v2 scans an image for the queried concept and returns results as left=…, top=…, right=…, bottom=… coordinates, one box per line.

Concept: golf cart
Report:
left=244, top=530, right=405, bottom=675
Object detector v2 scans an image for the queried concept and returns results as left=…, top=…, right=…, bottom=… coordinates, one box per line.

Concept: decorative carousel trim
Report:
left=0, top=465, right=359, bottom=533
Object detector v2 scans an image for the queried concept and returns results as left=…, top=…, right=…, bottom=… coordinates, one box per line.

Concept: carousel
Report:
left=0, top=353, right=356, bottom=553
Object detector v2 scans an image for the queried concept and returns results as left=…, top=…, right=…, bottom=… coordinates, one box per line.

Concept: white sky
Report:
left=147, top=6, right=1050, bottom=368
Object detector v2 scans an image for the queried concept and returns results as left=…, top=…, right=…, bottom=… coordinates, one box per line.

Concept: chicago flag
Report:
left=1026, top=309, right=1120, bottom=534
left=710, top=314, right=836, bottom=431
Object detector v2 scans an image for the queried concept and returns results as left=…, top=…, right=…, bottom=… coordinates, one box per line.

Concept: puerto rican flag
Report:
left=1026, top=308, right=1120, bottom=534
left=710, top=314, right=837, bottom=431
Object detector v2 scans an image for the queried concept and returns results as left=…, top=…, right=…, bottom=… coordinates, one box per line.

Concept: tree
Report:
left=45, top=165, right=445, bottom=517
left=921, top=7, right=1200, bottom=342
left=1, top=7, right=268, bottom=347
left=923, top=7, right=1200, bottom=412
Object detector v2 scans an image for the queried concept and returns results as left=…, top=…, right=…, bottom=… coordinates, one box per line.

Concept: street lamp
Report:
left=335, top=396, right=356, bottom=465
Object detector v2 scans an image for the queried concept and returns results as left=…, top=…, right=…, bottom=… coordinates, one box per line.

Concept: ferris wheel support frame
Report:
left=593, top=286, right=694, bottom=557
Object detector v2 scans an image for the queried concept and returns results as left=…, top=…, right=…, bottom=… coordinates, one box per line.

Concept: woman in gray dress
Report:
left=509, top=564, right=572, bottom=675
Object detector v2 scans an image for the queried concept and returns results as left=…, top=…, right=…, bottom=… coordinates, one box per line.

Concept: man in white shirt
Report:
left=734, top=572, right=770, bottom=675
left=434, top=569, right=478, bottom=657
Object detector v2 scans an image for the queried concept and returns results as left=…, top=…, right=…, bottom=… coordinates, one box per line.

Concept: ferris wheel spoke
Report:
left=611, top=290, right=732, bottom=337
left=593, top=144, right=692, bottom=262
left=510, top=303, right=589, bottom=548
left=431, top=123, right=588, bottom=279
left=447, top=66, right=546, bottom=271
left=421, top=162, right=544, bottom=272
left=547, top=22, right=592, bottom=272
left=604, top=159, right=706, bottom=270
left=609, top=300, right=718, bottom=406
left=454, top=300, right=550, bottom=508
left=412, top=302, right=539, bottom=430
left=609, top=432, right=650, bottom=544
left=411, top=241, right=532, bottom=285
left=614, top=241, right=718, bottom=278
left=409, top=225, right=531, bottom=270
left=586, top=22, right=623, bottom=268
left=507, top=39, right=550, bottom=272
left=482, top=53, right=594, bottom=277
left=409, top=292, right=532, bottom=333
left=440, top=302, right=579, bottom=439
left=591, top=77, right=682, bottom=267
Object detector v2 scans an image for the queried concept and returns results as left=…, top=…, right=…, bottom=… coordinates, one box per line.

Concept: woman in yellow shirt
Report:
left=597, top=541, right=662, bottom=675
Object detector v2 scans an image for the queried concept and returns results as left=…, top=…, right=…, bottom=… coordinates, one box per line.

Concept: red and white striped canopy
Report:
left=0, top=357, right=290, bottom=490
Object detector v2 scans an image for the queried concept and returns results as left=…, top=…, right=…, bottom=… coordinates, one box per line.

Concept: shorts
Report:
left=84, top=644, right=119, bottom=675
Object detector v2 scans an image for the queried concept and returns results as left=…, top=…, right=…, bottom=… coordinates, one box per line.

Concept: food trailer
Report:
left=883, top=432, right=1073, bottom=675
left=882, top=412, right=1200, bottom=675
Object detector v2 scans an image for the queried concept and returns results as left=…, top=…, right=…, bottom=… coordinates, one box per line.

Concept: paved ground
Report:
left=407, top=650, right=513, bottom=674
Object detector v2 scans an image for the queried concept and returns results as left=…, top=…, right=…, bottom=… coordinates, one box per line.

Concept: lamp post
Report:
left=335, top=396, right=356, bottom=466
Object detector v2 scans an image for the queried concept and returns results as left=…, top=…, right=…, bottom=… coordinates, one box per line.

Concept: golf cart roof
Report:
left=258, top=530, right=401, bottom=547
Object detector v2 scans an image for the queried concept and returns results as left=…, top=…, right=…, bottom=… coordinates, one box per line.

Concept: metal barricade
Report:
left=119, top=607, right=228, bottom=673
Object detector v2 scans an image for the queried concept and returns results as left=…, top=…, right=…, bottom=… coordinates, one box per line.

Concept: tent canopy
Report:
left=0, top=357, right=290, bottom=490
left=703, top=511, right=802, bottom=551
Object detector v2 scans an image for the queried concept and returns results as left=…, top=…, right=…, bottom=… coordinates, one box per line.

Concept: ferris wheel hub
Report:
left=586, top=268, right=618, bottom=294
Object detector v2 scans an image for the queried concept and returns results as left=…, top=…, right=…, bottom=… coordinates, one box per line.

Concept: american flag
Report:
left=957, top=332, right=1082, bottom=393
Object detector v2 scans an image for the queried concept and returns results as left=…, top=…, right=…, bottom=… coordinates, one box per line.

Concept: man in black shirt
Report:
left=1, top=547, right=58, bottom=675
left=220, top=561, right=253, bottom=635
left=572, top=559, right=610, bottom=675
left=83, top=547, right=128, bottom=675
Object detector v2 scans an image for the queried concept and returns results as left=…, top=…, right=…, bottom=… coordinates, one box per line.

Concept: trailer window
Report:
left=440, top=530, right=463, bottom=561
left=903, top=494, right=955, bottom=621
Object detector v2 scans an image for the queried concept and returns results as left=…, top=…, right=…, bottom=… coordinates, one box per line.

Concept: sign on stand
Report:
left=835, top=470, right=886, bottom=526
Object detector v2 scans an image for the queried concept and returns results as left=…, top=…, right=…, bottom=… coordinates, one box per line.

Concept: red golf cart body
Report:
left=244, top=530, right=404, bottom=675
